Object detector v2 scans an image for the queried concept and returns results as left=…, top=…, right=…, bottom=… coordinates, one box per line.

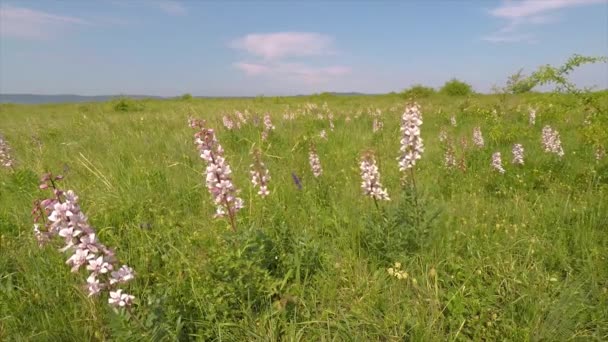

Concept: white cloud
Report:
left=234, top=62, right=351, bottom=83
left=483, top=0, right=607, bottom=43
left=489, top=0, right=606, bottom=19
left=232, top=32, right=333, bottom=60
left=155, top=1, right=187, bottom=16
left=0, top=5, right=86, bottom=39
left=231, top=32, right=349, bottom=83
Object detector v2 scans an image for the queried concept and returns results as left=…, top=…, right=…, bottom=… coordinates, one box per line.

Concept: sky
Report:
left=0, top=0, right=607, bottom=96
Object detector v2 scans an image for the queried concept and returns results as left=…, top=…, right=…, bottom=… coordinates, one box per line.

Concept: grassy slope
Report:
left=1, top=93, right=607, bottom=341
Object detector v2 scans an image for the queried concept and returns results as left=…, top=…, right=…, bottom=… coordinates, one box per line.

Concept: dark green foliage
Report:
left=440, top=78, right=474, bottom=96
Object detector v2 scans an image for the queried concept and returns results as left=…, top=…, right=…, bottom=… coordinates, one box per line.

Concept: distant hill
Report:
left=0, top=92, right=375, bottom=104
left=0, top=94, right=164, bottom=104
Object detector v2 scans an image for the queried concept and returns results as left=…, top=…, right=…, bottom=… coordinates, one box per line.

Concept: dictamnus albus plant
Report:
left=319, top=129, right=328, bottom=140
left=596, top=146, right=606, bottom=162
left=191, top=119, right=244, bottom=231
left=512, top=144, right=524, bottom=165
left=328, top=113, right=335, bottom=132
left=261, top=113, right=275, bottom=141
left=541, top=125, right=564, bottom=158
left=443, top=139, right=456, bottom=169
left=372, top=118, right=383, bottom=133
left=236, top=111, right=247, bottom=127
left=397, top=102, right=424, bottom=174
left=360, top=151, right=390, bottom=202
left=249, top=149, right=270, bottom=197
left=222, top=115, right=236, bottom=130
left=308, top=143, right=323, bottom=178
left=529, top=107, right=536, bottom=125
left=32, top=173, right=136, bottom=307
left=492, top=152, right=505, bottom=174
left=0, top=133, right=15, bottom=170
left=473, top=127, right=485, bottom=148
left=450, top=115, right=457, bottom=127
left=438, top=128, right=447, bottom=143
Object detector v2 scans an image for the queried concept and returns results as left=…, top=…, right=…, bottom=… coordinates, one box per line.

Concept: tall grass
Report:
left=1, top=93, right=607, bottom=340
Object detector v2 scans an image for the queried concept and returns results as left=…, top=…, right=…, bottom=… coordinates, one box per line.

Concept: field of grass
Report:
left=1, top=92, right=607, bottom=341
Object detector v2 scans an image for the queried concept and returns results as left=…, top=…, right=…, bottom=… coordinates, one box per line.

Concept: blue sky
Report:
left=1, top=0, right=606, bottom=96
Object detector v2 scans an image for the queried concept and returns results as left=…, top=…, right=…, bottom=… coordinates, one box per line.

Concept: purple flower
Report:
left=291, top=172, right=302, bottom=190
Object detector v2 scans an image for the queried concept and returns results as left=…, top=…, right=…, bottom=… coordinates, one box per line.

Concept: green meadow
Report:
left=1, top=89, right=608, bottom=340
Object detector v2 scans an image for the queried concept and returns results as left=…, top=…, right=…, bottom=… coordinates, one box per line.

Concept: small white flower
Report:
left=473, top=127, right=484, bottom=148
left=309, top=145, right=323, bottom=177
left=397, top=103, right=424, bottom=172
left=512, top=143, right=524, bottom=165
left=492, top=152, right=505, bottom=174
left=109, top=289, right=135, bottom=307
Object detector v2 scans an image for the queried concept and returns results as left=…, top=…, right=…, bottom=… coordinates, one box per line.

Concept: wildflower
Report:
left=359, top=151, right=390, bottom=201
left=387, top=261, right=408, bottom=280
left=309, top=144, right=323, bottom=177
left=192, top=120, right=244, bottom=229
left=444, top=140, right=456, bottom=169
left=541, top=125, right=564, bottom=158
left=596, top=146, right=606, bottom=161
left=345, top=116, right=352, bottom=123
left=473, top=127, right=485, bottom=148
left=0, top=134, right=15, bottom=169
left=34, top=174, right=135, bottom=305
left=450, top=115, right=457, bottom=127
left=236, top=111, right=247, bottom=126
left=261, top=113, right=275, bottom=141
left=372, top=118, right=383, bottom=133
left=528, top=107, right=537, bottom=125
left=110, top=265, right=136, bottom=285
left=397, top=103, right=424, bottom=172
left=249, top=149, right=270, bottom=197
left=328, top=113, right=335, bottom=131
left=222, top=115, right=235, bottom=130
left=438, top=128, right=447, bottom=143
left=291, top=172, right=302, bottom=190
left=319, top=130, right=328, bottom=140
left=512, top=143, right=524, bottom=165
left=109, top=289, right=135, bottom=308
left=492, top=152, right=505, bottom=174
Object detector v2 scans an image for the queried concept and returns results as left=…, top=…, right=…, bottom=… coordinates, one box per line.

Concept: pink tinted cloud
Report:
left=234, top=62, right=351, bottom=83
left=490, top=0, right=606, bottom=19
left=0, top=5, right=86, bottom=39
left=232, top=32, right=334, bottom=60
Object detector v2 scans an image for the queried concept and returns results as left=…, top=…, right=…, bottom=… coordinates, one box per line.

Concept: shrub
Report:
left=402, top=84, right=436, bottom=99
left=440, top=79, right=474, bottom=96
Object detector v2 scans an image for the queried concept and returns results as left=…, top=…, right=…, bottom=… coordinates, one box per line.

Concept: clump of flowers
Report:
left=249, top=149, right=270, bottom=197
left=387, top=262, right=408, bottom=280
left=450, top=115, right=457, bottom=127
left=0, top=133, right=15, bottom=169
left=308, top=144, right=323, bottom=177
left=596, top=146, right=606, bottom=161
left=397, top=103, right=424, bottom=173
left=33, top=173, right=135, bottom=307
left=512, top=143, right=524, bottom=165
left=236, top=111, right=248, bottom=127
left=328, top=113, right=335, bottom=131
left=222, top=115, right=235, bottom=130
left=541, top=125, right=564, bottom=158
left=372, top=118, right=383, bottom=133
left=444, top=140, right=456, bottom=169
left=261, top=113, right=275, bottom=141
left=492, top=152, right=505, bottom=174
left=529, top=107, right=536, bottom=125
left=191, top=119, right=244, bottom=230
left=359, top=151, right=390, bottom=201
left=438, top=128, right=447, bottom=143
left=473, top=127, right=485, bottom=148
left=319, top=129, right=328, bottom=140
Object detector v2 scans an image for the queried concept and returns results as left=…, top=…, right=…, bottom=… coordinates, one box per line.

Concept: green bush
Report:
left=402, top=84, right=436, bottom=99
left=440, top=79, right=474, bottom=96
